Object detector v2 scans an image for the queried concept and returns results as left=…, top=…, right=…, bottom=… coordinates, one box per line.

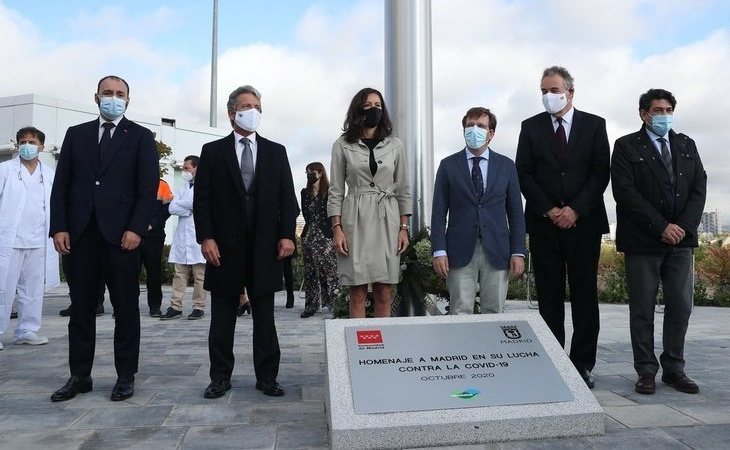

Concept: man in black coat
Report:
left=50, top=75, right=159, bottom=402
left=194, top=85, right=298, bottom=398
left=516, top=66, right=610, bottom=389
left=611, top=88, right=706, bottom=395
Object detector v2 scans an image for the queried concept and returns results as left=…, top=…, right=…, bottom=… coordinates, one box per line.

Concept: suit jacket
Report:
left=50, top=117, right=159, bottom=245
left=611, top=126, right=706, bottom=252
left=193, top=133, right=298, bottom=296
left=431, top=148, right=527, bottom=270
left=515, top=109, right=610, bottom=236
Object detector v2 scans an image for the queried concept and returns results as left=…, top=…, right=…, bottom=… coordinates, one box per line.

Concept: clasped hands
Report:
left=547, top=206, right=578, bottom=229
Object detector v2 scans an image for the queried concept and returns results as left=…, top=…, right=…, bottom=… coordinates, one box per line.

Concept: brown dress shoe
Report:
left=635, top=374, right=656, bottom=394
left=661, top=372, right=699, bottom=394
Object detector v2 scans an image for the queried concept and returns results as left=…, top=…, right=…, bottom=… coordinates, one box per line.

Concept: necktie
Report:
left=240, top=138, right=254, bottom=190
left=471, top=156, right=484, bottom=200
left=99, top=122, right=115, bottom=160
left=555, top=117, right=567, bottom=161
left=657, top=137, right=674, bottom=184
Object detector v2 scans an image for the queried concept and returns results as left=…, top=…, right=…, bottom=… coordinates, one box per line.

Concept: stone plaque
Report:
left=344, top=320, right=572, bottom=413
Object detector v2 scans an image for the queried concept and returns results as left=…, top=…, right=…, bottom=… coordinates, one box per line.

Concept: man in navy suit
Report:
left=49, top=75, right=159, bottom=402
left=515, top=66, right=610, bottom=389
left=431, top=107, right=526, bottom=315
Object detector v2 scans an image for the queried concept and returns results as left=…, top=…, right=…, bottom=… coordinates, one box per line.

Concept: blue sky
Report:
left=1, top=0, right=729, bottom=218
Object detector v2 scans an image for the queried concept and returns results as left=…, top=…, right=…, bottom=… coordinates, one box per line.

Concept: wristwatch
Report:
left=400, top=224, right=410, bottom=231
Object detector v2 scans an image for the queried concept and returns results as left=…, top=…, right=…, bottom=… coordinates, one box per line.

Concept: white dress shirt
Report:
left=550, top=106, right=575, bottom=141
left=234, top=130, right=258, bottom=169
left=97, top=115, right=124, bottom=142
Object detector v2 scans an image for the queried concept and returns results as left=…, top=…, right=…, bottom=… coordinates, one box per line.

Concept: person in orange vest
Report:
left=140, top=179, right=173, bottom=317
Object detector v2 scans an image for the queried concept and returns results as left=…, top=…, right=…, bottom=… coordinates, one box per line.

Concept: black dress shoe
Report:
left=237, top=303, right=251, bottom=317
left=255, top=380, right=285, bottom=397
left=662, top=372, right=699, bottom=394
left=576, top=368, right=595, bottom=389
left=59, top=306, right=71, bottom=317
left=300, top=310, right=315, bottom=318
left=285, top=294, right=294, bottom=309
left=10, top=311, right=18, bottom=319
left=204, top=379, right=232, bottom=399
left=149, top=307, right=162, bottom=317
left=111, top=376, right=134, bottom=401
left=51, top=376, right=93, bottom=402
left=635, top=374, right=656, bottom=394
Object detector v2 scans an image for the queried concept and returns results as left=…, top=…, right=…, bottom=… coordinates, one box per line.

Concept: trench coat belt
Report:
left=349, top=184, right=398, bottom=218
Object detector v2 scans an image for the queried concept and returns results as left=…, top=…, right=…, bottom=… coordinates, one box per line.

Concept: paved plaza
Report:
left=1, top=285, right=729, bottom=449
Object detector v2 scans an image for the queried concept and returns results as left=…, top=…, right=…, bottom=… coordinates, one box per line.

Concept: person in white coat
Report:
left=0, top=127, right=60, bottom=349
left=160, top=155, right=207, bottom=320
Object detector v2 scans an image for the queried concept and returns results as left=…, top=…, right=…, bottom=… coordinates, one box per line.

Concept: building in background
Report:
left=699, top=210, right=721, bottom=236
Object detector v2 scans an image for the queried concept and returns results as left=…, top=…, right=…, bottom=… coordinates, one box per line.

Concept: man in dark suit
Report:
left=612, top=88, right=706, bottom=395
left=49, top=75, right=159, bottom=402
left=194, top=85, right=298, bottom=399
left=431, top=107, right=526, bottom=314
left=515, top=66, right=610, bottom=389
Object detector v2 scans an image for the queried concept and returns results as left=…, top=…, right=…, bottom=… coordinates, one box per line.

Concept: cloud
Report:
left=0, top=0, right=728, bottom=223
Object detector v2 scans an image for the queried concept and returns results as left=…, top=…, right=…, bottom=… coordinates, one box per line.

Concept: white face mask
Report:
left=181, top=171, right=194, bottom=183
left=542, top=91, right=569, bottom=115
left=234, top=108, right=261, bottom=132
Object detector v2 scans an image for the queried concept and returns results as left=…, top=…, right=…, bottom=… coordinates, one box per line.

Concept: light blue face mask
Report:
left=18, top=143, right=39, bottom=160
left=649, top=114, right=673, bottom=136
left=464, top=125, right=488, bottom=149
left=99, top=96, right=127, bottom=121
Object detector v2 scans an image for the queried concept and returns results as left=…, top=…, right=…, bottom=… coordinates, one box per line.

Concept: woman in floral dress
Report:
left=300, top=162, right=340, bottom=318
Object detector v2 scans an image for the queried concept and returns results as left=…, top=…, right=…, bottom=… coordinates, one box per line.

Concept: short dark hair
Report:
left=341, top=87, right=393, bottom=144
left=97, top=75, right=130, bottom=96
left=639, top=88, right=677, bottom=111
left=16, top=126, right=45, bottom=144
left=184, top=155, right=200, bottom=168
left=461, top=107, right=497, bottom=131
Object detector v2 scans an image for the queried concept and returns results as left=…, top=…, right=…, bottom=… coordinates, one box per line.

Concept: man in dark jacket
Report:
left=139, top=179, right=172, bottom=317
left=194, top=85, right=298, bottom=399
left=611, top=88, right=706, bottom=395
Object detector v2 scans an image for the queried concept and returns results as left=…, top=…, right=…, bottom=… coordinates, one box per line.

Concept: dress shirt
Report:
left=234, top=130, right=258, bottom=169
left=550, top=106, right=574, bottom=142
left=645, top=126, right=671, bottom=156
left=466, top=147, right=488, bottom=192
left=97, top=115, right=124, bottom=142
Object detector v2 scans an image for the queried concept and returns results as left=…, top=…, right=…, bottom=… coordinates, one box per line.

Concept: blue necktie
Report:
left=471, top=156, right=484, bottom=200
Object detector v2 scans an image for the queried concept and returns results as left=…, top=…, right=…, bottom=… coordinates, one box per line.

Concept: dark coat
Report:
left=301, top=188, right=332, bottom=240
left=430, top=149, right=527, bottom=270
left=193, top=133, right=298, bottom=296
left=515, top=109, right=610, bottom=236
left=50, top=117, right=159, bottom=245
left=611, top=126, right=706, bottom=252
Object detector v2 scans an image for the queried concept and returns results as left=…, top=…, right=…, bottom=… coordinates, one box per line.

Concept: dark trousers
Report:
left=208, top=291, right=280, bottom=382
left=530, top=231, right=601, bottom=371
left=67, top=219, right=141, bottom=378
left=139, top=235, right=165, bottom=309
left=63, top=255, right=106, bottom=308
left=283, top=257, right=294, bottom=297
left=625, top=249, right=693, bottom=376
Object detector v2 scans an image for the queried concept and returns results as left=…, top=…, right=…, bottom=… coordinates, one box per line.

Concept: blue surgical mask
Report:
left=464, top=125, right=488, bottom=149
left=99, top=96, right=127, bottom=121
left=649, top=114, right=672, bottom=136
left=18, top=143, right=39, bottom=160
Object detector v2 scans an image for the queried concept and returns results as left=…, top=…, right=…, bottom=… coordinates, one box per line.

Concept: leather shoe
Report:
left=51, top=376, right=93, bottom=402
left=59, top=306, right=71, bottom=317
left=204, top=379, right=231, bottom=399
left=300, top=310, right=315, bottom=318
left=285, top=294, right=295, bottom=309
left=237, top=302, right=251, bottom=317
left=635, top=374, right=656, bottom=394
left=255, top=380, right=285, bottom=397
left=576, top=368, right=595, bottom=389
left=111, top=376, right=134, bottom=401
left=662, top=372, right=699, bottom=394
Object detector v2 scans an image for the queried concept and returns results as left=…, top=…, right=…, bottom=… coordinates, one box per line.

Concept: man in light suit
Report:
left=50, top=75, right=159, bottom=402
left=431, top=107, right=526, bottom=314
left=515, top=66, right=610, bottom=389
left=194, top=85, right=298, bottom=399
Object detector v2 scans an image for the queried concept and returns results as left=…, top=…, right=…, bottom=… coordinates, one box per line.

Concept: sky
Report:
left=1, top=0, right=729, bottom=224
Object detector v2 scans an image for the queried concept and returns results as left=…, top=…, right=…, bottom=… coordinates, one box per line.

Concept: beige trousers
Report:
left=170, top=263, right=206, bottom=311
left=446, top=240, right=509, bottom=314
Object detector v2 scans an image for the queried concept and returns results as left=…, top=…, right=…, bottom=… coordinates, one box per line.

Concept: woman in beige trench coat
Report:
left=327, top=88, right=412, bottom=318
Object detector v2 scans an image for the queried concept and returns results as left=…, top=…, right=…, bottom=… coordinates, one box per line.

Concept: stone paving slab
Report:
left=1, top=287, right=729, bottom=448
